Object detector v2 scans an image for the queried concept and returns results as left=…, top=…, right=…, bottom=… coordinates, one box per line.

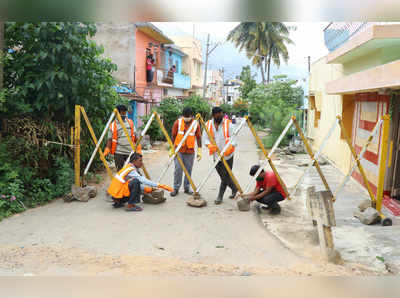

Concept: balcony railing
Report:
left=324, top=22, right=385, bottom=52
left=156, top=68, right=174, bottom=87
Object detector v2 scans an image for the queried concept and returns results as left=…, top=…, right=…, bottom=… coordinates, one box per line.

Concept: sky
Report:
left=153, top=22, right=330, bottom=93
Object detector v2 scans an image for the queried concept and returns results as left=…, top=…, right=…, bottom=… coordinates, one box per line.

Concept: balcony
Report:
left=156, top=68, right=174, bottom=87
left=324, top=22, right=384, bottom=52
left=173, top=72, right=191, bottom=90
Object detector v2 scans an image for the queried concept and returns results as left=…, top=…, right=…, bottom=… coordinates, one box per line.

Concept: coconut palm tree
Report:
left=227, top=22, right=294, bottom=84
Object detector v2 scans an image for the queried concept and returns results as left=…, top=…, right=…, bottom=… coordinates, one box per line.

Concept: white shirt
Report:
left=125, top=166, right=158, bottom=191
left=203, top=119, right=237, bottom=161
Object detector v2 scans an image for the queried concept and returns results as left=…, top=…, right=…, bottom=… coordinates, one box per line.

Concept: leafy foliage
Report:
left=238, top=66, right=256, bottom=100
left=0, top=22, right=119, bottom=220
left=248, top=75, right=303, bottom=147
left=227, top=22, right=294, bottom=84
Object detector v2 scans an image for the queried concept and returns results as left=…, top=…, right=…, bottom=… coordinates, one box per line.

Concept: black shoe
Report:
left=112, top=200, right=125, bottom=208
left=269, top=203, right=281, bottom=215
left=229, top=190, right=238, bottom=199
left=170, top=190, right=179, bottom=197
left=184, top=189, right=194, bottom=195
left=215, top=184, right=226, bottom=205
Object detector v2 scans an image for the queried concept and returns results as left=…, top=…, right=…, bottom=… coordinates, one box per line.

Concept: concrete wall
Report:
left=93, top=22, right=136, bottom=85
left=308, top=57, right=353, bottom=174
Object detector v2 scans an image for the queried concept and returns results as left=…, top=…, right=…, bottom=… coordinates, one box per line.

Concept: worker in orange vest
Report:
left=108, top=153, right=173, bottom=211
left=170, top=107, right=202, bottom=197
left=104, top=105, right=142, bottom=171
left=203, top=106, right=238, bottom=205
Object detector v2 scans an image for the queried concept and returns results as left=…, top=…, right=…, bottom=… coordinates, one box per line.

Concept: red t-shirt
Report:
left=256, top=171, right=286, bottom=199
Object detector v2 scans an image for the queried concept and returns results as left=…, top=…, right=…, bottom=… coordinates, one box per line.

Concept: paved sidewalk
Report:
left=260, top=152, right=400, bottom=274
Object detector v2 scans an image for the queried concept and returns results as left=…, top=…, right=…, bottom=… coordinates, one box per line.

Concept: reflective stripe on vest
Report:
left=206, top=119, right=234, bottom=155
left=110, top=119, right=136, bottom=154
left=107, top=164, right=135, bottom=199
left=174, top=118, right=197, bottom=149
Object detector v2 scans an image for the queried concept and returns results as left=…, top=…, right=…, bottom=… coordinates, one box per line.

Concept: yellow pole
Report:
left=197, top=115, right=243, bottom=194
left=376, top=114, right=391, bottom=213
left=337, top=116, right=376, bottom=203
left=114, top=109, right=150, bottom=179
left=74, top=105, right=81, bottom=187
left=246, top=116, right=291, bottom=200
left=292, top=116, right=332, bottom=193
left=80, top=106, right=113, bottom=179
left=154, top=112, right=198, bottom=193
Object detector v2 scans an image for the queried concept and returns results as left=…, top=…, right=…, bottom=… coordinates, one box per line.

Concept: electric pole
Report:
left=221, top=67, right=225, bottom=104
left=307, top=56, right=310, bottom=73
left=202, top=34, right=220, bottom=99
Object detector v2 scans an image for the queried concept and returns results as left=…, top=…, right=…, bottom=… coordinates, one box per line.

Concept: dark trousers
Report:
left=114, top=179, right=141, bottom=207
left=146, top=69, right=153, bottom=82
left=256, top=190, right=284, bottom=207
left=127, top=179, right=141, bottom=205
left=215, top=156, right=237, bottom=194
left=115, top=153, right=129, bottom=171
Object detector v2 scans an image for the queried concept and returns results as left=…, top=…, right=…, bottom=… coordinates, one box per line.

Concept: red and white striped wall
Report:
left=351, top=92, right=390, bottom=195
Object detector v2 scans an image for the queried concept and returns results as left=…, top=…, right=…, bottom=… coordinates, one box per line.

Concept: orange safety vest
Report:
left=107, top=164, right=135, bottom=199
left=174, top=118, right=198, bottom=149
left=110, top=119, right=142, bottom=154
left=206, top=118, right=235, bottom=156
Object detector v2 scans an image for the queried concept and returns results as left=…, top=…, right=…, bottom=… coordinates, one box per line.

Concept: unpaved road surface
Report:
left=0, top=123, right=375, bottom=276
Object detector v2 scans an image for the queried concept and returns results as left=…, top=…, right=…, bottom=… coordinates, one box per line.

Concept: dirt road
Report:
left=0, top=122, right=374, bottom=276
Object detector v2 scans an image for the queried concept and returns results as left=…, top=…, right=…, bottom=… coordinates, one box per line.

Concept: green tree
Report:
left=4, top=22, right=118, bottom=124
left=0, top=22, right=119, bottom=220
left=227, top=22, right=294, bottom=84
left=248, top=75, right=303, bottom=147
left=238, top=65, right=256, bottom=100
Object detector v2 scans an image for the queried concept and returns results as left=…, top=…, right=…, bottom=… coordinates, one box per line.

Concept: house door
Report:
left=391, top=96, right=400, bottom=197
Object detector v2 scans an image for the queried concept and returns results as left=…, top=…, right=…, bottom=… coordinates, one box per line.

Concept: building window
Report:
left=163, top=88, right=168, bottom=97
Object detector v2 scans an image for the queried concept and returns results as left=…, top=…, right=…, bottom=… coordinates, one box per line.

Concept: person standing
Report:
left=170, top=107, right=202, bottom=197
left=203, top=106, right=238, bottom=204
left=104, top=105, right=142, bottom=171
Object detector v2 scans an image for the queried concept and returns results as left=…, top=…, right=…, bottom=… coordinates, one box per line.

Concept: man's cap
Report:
left=249, top=165, right=261, bottom=176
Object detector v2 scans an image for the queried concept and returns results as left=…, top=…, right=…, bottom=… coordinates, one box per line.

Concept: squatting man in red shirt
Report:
left=241, top=165, right=287, bottom=214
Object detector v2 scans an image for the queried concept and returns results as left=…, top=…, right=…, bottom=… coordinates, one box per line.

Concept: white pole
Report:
left=196, top=119, right=246, bottom=192
left=243, top=118, right=293, bottom=194
left=291, top=118, right=339, bottom=196
left=157, top=119, right=199, bottom=183
left=334, top=119, right=382, bottom=197
left=84, top=112, right=115, bottom=176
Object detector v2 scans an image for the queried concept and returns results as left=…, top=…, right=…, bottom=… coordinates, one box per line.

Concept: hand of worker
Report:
left=158, top=183, right=174, bottom=192
left=207, top=144, right=217, bottom=154
left=143, top=186, right=153, bottom=194
left=169, top=148, right=175, bottom=157
left=196, top=147, right=202, bottom=161
left=103, top=147, right=110, bottom=157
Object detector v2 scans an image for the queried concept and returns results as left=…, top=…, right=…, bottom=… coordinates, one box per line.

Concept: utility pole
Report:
left=202, top=34, right=220, bottom=99
left=221, top=67, right=225, bottom=104
left=307, top=56, right=311, bottom=73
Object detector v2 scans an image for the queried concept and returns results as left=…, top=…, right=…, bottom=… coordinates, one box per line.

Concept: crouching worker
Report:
left=241, top=165, right=287, bottom=214
left=107, top=153, right=173, bottom=211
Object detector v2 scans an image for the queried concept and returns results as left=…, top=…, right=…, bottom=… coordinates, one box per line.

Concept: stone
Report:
left=187, top=194, right=207, bottom=207
left=142, top=190, right=166, bottom=204
left=318, top=156, right=329, bottom=166
left=354, top=207, right=381, bottom=225
left=237, top=197, right=251, bottom=211
left=70, top=185, right=97, bottom=202
left=358, top=199, right=372, bottom=212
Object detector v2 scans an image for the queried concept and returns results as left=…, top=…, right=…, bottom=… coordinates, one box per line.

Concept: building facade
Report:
left=206, top=69, right=224, bottom=105
left=308, top=23, right=400, bottom=198
left=171, top=36, right=203, bottom=96
left=223, top=79, right=242, bottom=105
